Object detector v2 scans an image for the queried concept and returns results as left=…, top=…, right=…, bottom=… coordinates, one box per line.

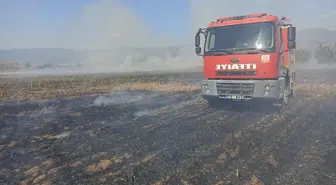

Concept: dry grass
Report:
left=296, top=83, right=336, bottom=99
left=115, top=82, right=199, bottom=92
left=0, top=74, right=200, bottom=100
left=0, top=73, right=335, bottom=101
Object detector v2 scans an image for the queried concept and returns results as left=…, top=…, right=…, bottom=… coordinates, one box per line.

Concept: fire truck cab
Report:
left=195, top=13, right=296, bottom=106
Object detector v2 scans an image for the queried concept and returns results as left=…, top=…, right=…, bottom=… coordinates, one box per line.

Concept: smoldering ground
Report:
left=92, top=90, right=200, bottom=118
left=1, top=69, right=336, bottom=184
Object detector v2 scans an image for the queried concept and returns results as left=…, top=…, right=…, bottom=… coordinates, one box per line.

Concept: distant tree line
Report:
left=296, top=43, right=336, bottom=64
left=0, top=61, right=21, bottom=72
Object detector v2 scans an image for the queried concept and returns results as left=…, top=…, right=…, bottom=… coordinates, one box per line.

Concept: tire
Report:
left=272, top=87, right=290, bottom=108
left=282, top=88, right=290, bottom=105
left=206, top=98, right=220, bottom=107
left=290, top=81, right=296, bottom=98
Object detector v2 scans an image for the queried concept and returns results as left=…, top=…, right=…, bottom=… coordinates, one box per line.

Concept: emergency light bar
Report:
left=280, top=17, right=290, bottom=23
left=216, top=13, right=268, bottom=22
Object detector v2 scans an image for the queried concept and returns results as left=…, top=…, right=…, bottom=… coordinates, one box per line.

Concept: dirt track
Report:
left=1, top=69, right=336, bottom=185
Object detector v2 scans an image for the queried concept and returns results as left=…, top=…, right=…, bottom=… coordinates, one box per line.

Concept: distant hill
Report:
left=0, top=28, right=334, bottom=65
left=0, top=45, right=192, bottom=65
left=0, top=48, right=83, bottom=64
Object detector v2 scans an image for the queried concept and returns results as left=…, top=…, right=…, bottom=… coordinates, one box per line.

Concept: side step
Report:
left=272, top=98, right=283, bottom=107
left=272, top=102, right=282, bottom=107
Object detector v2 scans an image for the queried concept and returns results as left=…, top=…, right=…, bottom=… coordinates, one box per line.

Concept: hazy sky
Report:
left=0, top=0, right=335, bottom=49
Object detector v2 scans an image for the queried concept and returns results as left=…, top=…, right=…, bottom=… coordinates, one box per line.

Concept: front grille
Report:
left=216, top=70, right=256, bottom=76
left=216, top=83, right=255, bottom=96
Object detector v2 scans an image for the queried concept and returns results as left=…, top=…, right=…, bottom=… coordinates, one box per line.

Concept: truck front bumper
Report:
left=201, top=79, right=286, bottom=101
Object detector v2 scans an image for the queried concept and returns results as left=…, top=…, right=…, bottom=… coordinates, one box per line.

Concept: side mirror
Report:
left=195, top=28, right=206, bottom=56
left=288, top=26, right=296, bottom=42
left=195, top=33, right=200, bottom=47
left=288, top=41, right=296, bottom=49
left=195, top=47, right=201, bottom=55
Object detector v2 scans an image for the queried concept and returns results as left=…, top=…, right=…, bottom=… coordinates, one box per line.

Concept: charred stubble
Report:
left=0, top=69, right=336, bottom=184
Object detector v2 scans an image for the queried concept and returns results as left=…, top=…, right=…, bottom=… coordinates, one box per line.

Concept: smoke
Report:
left=296, top=59, right=336, bottom=70
left=93, top=91, right=147, bottom=106
left=64, top=0, right=154, bottom=49
left=58, top=0, right=199, bottom=72
left=0, top=0, right=199, bottom=74
left=92, top=90, right=191, bottom=118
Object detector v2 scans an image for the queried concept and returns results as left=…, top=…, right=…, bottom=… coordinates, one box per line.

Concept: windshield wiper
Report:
left=241, top=47, right=270, bottom=54
left=209, top=50, right=233, bottom=55
left=214, top=52, right=231, bottom=56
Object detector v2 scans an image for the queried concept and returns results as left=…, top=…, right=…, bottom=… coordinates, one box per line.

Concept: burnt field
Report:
left=1, top=69, right=336, bottom=185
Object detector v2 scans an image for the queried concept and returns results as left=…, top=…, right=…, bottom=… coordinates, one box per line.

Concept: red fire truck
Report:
left=195, top=13, right=296, bottom=107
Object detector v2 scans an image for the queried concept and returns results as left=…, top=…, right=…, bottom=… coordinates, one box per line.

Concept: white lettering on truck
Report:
left=216, top=64, right=256, bottom=70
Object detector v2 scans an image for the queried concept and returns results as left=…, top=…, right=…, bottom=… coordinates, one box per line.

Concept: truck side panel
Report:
left=281, top=26, right=296, bottom=80
left=282, top=27, right=289, bottom=67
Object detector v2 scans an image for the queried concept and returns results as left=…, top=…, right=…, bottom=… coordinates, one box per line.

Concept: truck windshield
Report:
left=205, top=21, right=275, bottom=54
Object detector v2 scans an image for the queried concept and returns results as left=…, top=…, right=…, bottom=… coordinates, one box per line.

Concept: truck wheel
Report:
left=273, top=88, right=290, bottom=107
left=290, top=82, right=296, bottom=97
left=283, top=88, right=289, bottom=105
